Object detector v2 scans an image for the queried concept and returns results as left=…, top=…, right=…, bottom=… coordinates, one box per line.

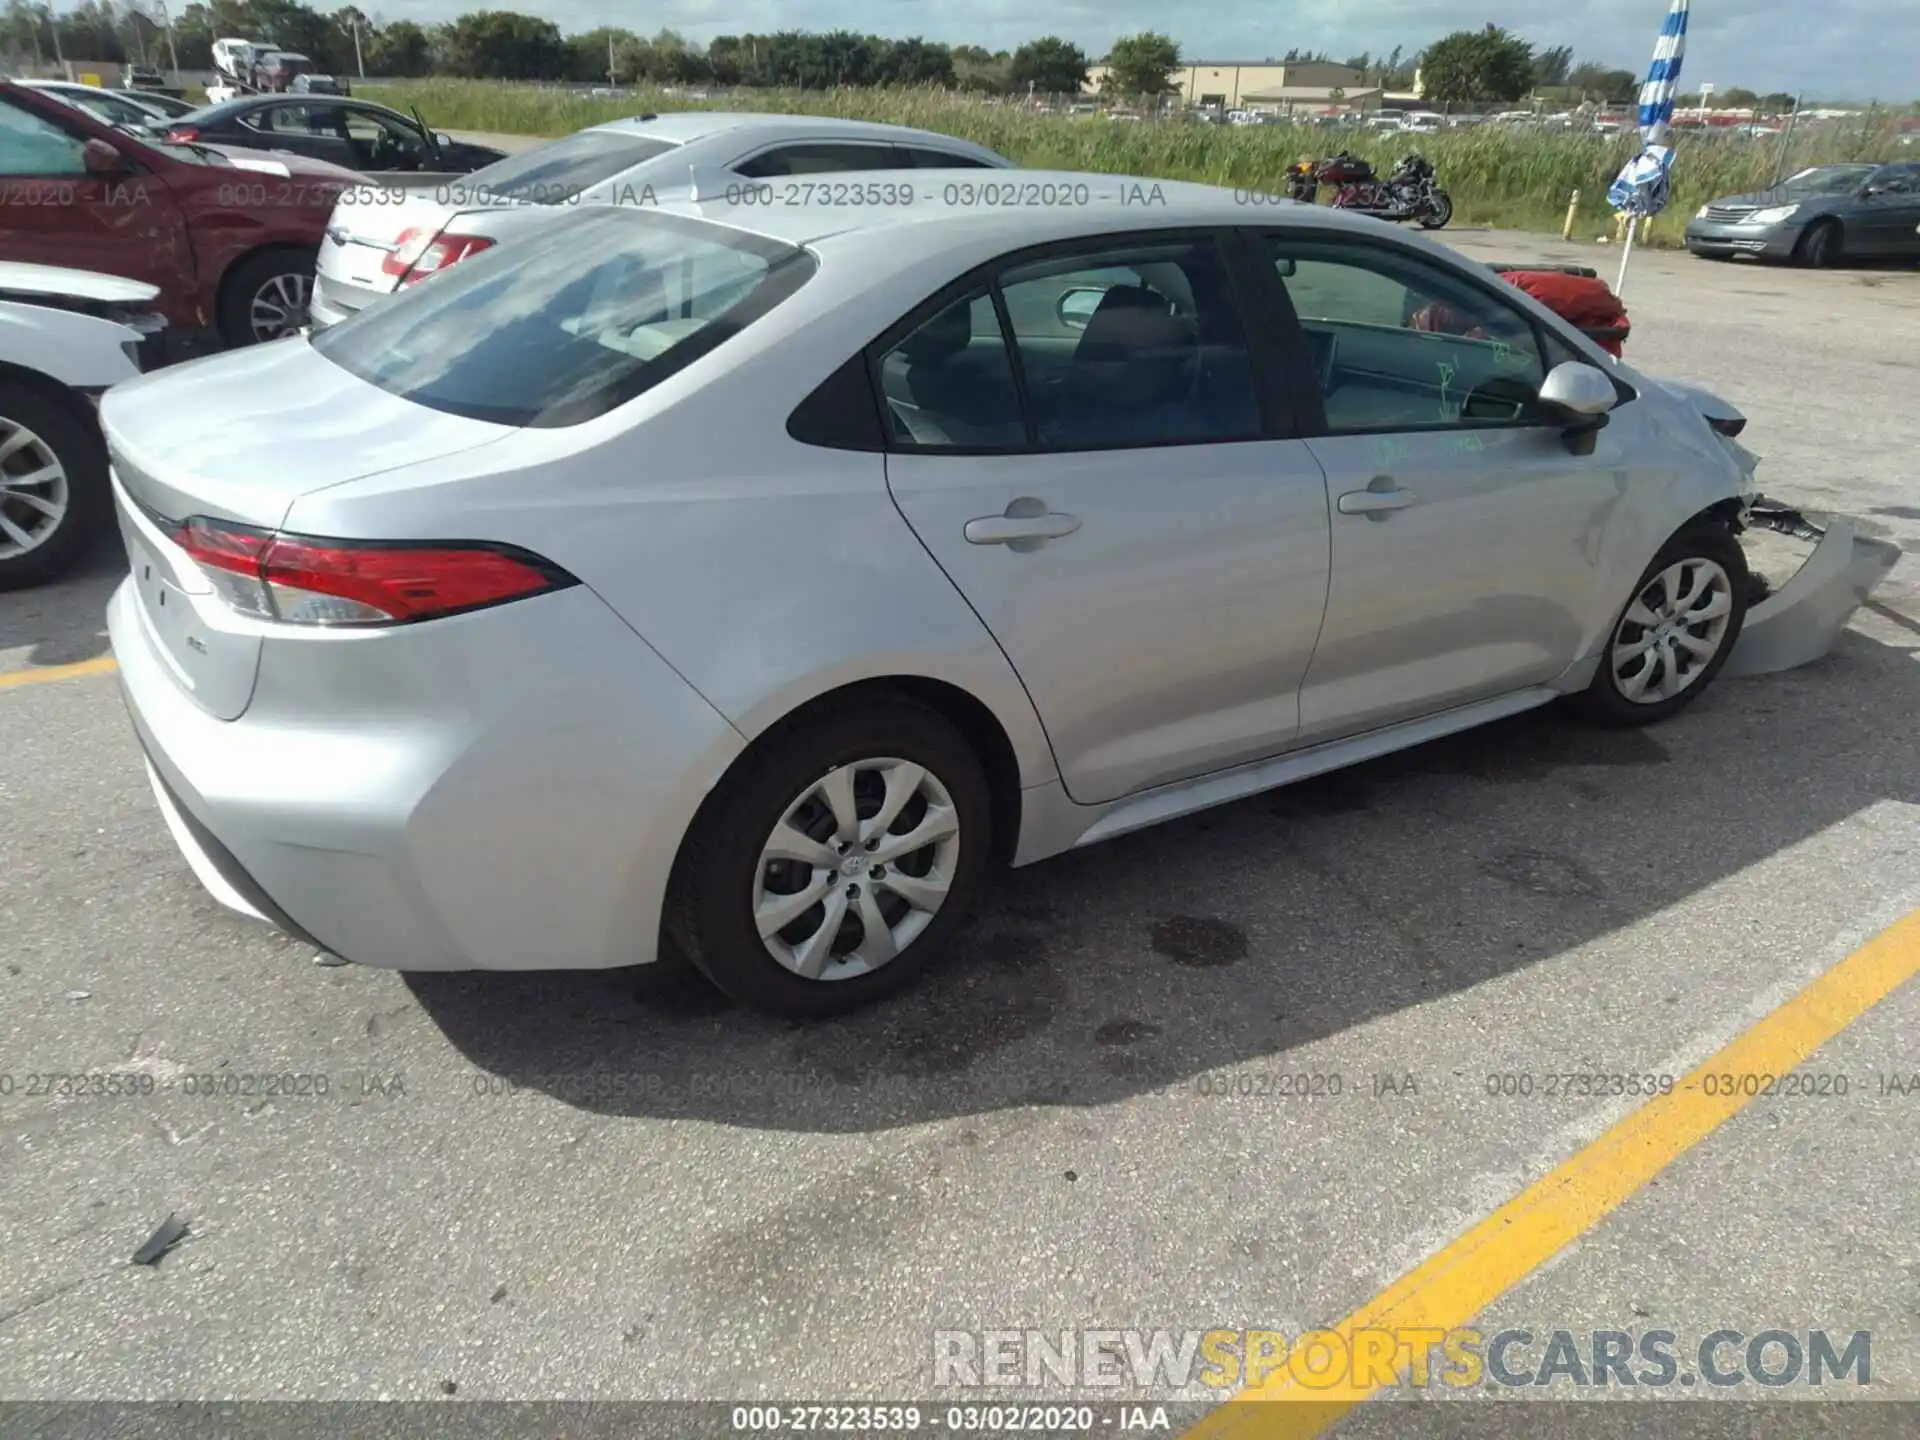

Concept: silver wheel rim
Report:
left=1611, top=557, right=1735, bottom=704
left=753, top=757, right=962, bottom=982
left=0, top=416, right=70, bottom=560
left=250, top=272, right=312, bottom=341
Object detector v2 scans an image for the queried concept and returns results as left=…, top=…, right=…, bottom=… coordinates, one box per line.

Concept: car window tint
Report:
left=875, top=291, right=1025, bottom=449
left=901, top=147, right=994, bottom=169
left=996, top=238, right=1260, bottom=449
left=734, top=143, right=907, bottom=178
left=1871, top=165, right=1920, bottom=193
left=1270, top=239, right=1551, bottom=433
left=0, top=99, right=88, bottom=176
left=460, top=130, right=679, bottom=204
left=311, top=207, right=814, bottom=428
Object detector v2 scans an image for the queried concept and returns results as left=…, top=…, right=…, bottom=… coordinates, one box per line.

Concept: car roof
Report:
left=656, top=167, right=1352, bottom=252
left=580, top=110, right=1005, bottom=152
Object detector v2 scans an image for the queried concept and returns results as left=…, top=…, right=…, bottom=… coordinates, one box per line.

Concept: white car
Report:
left=309, top=113, right=1011, bottom=329
left=13, top=77, right=172, bottom=135
left=0, top=264, right=164, bottom=589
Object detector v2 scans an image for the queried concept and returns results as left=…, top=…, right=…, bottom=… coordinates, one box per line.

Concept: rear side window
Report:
left=311, top=207, right=815, bottom=428
left=461, top=129, right=679, bottom=204
left=734, top=143, right=908, bottom=177
left=900, top=147, right=997, bottom=169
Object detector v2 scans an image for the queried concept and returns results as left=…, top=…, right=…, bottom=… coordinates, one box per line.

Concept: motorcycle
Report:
left=1288, top=152, right=1454, bottom=230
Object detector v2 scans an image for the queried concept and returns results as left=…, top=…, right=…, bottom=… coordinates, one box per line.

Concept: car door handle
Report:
left=964, top=507, right=1082, bottom=546
left=1337, top=480, right=1417, bottom=515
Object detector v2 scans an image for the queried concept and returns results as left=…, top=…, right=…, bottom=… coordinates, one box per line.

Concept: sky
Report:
left=370, top=0, right=1910, bottom=102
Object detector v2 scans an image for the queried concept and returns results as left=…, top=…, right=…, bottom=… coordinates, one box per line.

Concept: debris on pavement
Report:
left=130, top=1214, right=189, bottom=1267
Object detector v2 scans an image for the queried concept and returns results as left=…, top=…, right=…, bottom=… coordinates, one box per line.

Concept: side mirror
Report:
left=1274, top=257, right=1297, bottom=277
left=82, top=138, right=127, bottom=176
left=1056, top=286, right=1106, bottom=331
left=1539, top=361, right=1617, bottom=454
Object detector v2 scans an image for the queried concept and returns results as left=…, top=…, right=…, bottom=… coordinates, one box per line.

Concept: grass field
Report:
left=367, top=79, right=1911, bottom=244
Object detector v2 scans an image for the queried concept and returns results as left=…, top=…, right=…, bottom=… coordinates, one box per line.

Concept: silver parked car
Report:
left=109, top=174, right=1775, bottom=1016
left=309, top=113, right=1012, bottom=328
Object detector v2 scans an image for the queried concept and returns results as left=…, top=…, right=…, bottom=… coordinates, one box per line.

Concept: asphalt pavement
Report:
left=2, top=226, right=1918, bottom=1433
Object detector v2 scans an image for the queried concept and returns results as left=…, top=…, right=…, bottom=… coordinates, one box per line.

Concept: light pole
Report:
left=151, top=0, right=180, bottom=75
left=44, top=3, right=64, bottom=75
left=1696, top=82, right=1713, bottom=123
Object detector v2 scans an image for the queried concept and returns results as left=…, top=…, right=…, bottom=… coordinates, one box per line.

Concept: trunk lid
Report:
left=318, top=189, right=465, bottom=299
left=99, top=338, right=514, bottom=530
left=101, top=340, right=515, bottom=720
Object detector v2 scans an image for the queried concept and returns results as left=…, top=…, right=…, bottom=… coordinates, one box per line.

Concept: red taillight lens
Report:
left=381, top=227, right=494, bottom=285
left=174, top=517, right=574, bottom=626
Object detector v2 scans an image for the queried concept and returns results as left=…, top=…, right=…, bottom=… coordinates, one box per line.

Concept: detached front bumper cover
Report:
left=1722, top=498, right=1902, bottom=678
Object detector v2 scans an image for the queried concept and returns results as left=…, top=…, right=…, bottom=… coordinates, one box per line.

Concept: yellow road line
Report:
left=0, top=655, right=118, bottom=691
left=1182, top=906, right=1920, bottom=1440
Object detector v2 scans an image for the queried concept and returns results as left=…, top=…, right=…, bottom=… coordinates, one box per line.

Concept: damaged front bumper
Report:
left=1722, top=498, right=1902, bottom=678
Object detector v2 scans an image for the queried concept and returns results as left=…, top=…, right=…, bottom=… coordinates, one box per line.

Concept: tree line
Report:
left=0, top=3, right=1798, bottom=109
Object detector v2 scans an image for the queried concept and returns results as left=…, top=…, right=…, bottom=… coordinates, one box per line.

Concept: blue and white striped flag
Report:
left=1635, top=0, right=1689, bottom=145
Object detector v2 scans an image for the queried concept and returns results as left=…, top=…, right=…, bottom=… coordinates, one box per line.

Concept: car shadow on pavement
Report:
left=0, top=533, right=126, bottom=667
left=406, top=619, right=1920, bottom=1133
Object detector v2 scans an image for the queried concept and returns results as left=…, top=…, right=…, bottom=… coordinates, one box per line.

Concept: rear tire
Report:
left=1793, top=219, right=1842, bottom=268
left=665, top=699, right=993, bottom=1018
left=218, top=248, right=317, bottom=347
left=1565, top=523, right=1749, bottom=727
left=0, top=380, right=108, bottom=592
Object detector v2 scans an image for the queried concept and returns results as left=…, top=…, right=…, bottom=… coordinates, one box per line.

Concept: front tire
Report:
left=1793, top=219, right=1842, bottom=269
left=0, top=380, right=108, bottom=592
left=1416, top=190, right=1454, bottom=229
left=1566, top=523, right=1749, bottom=727
left=666, top=699, right=993, bottom=1017
left=218, top=248, right=317, bottom=347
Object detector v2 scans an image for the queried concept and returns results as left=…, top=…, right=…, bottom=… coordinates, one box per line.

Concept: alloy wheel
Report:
left=1610, top=557, right=1736, bottom=704
left=752, top=757, right=962, bottom=982
left=0, top=418, right=70, bottom=560
left=250, top=272, right=313, bottom=341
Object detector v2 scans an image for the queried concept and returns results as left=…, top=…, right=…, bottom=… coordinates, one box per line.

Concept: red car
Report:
left=0, top=78, right=356, bottom=355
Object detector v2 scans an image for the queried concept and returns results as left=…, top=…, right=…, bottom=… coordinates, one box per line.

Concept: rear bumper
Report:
left=107, top=572, right=749, bottom=972
left=309, top=273, right=383, bottom=330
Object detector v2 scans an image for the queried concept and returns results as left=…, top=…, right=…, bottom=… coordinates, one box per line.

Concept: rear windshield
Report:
left=310, top=206, right=815, bottom=428
left=459, top=129, right=680, bottom=204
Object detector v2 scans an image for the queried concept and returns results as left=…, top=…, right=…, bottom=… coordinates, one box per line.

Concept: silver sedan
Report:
left=105, top=173, right=1789, bottom=1016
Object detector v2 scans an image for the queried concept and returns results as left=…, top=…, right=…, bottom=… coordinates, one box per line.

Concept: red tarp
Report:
left=1497, top=270, right=1631, bottom=356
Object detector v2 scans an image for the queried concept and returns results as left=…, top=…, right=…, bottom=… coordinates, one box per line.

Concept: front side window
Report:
left=311, top=207, right=815, bottom=428
left=1868, top=164, right=1920, bottom=194
left=344, top=110, right=429, bottom=167
left=0, top=99, right=88, bottom=177
left=1268, top=239, right=1552, bottom=433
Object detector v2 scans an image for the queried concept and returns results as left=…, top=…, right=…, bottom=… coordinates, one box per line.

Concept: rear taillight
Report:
left=381, top=227, right=494, bottom=285
left=174, top=517, right=575, bottom=627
